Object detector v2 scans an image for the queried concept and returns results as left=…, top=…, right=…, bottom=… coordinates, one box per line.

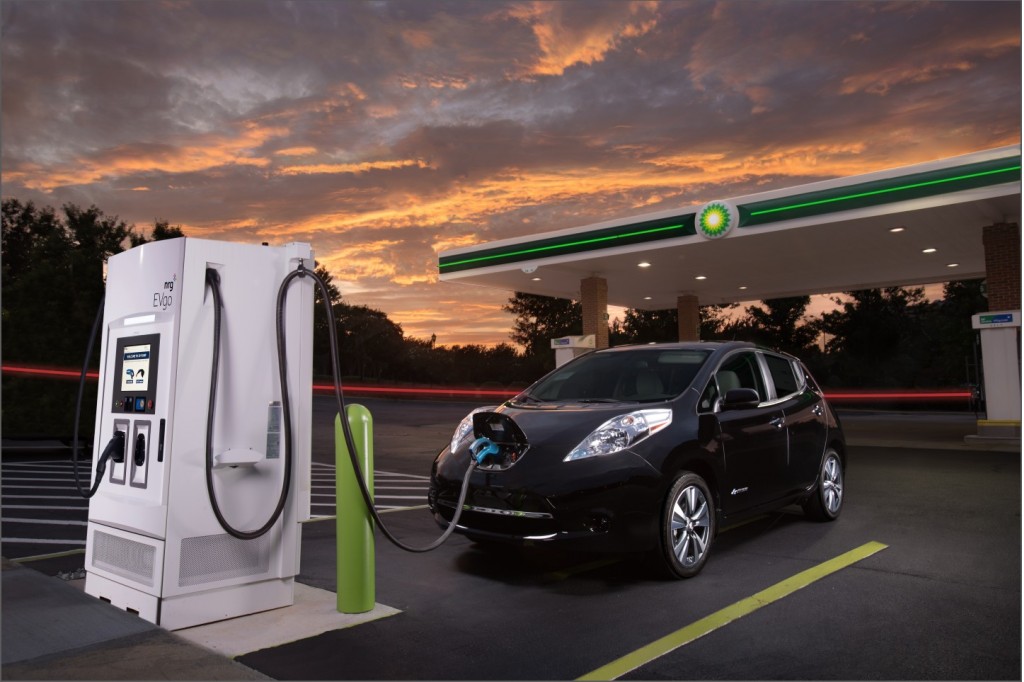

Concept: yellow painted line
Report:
left=577, top=541, right=888, bottom=681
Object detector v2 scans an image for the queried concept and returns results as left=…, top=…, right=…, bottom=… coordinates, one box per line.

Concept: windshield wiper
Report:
left=577, top=398, right=620, bottom=403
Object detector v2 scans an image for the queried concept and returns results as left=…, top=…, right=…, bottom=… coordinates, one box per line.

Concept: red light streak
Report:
left=824, top=391, right=973, bottom=400
left=3, top=364, right=973, bottom=401
left=313, top=383, right=518, bottom=398
left=3, top=364, right=99, bottom=380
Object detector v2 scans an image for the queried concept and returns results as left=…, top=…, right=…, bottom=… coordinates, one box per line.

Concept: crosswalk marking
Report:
left=2, top=459, right=432, bottom=551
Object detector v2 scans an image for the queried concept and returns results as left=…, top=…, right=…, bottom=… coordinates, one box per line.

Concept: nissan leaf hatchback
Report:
left=428, top=341, right=845, bottom=578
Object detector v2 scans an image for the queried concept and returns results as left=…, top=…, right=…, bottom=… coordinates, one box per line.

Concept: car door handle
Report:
left=812, top=405, right=823, bottom=417
left=769, top=416, right=785, bottom=429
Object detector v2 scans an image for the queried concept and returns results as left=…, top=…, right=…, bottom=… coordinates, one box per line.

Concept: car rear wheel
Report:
left=803, top=449, right=844, bottom=521
left=659, top=472, right=715, bottom=579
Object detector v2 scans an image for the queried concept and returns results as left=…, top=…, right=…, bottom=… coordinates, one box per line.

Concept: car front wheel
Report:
left=803, top=449, right=844, bottom=521
left=659, top=471, right=715, bottom=579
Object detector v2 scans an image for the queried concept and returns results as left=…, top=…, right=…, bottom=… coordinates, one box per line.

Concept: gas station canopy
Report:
left=438, top=146, right=1021, bottom=309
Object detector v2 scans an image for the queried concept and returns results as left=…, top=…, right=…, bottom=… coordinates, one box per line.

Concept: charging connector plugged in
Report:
left=470, top=437, right=501, bottom=465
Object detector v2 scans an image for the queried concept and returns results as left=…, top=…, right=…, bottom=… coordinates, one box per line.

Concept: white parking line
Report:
left=2, top=518, right=88, bottom=526
left=0, top=538, right=86, bottom=545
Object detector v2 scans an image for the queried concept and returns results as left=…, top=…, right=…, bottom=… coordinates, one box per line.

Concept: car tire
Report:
left=658, top=471, right=715, bottom=579
left=802, top=449, right=844, bottom=522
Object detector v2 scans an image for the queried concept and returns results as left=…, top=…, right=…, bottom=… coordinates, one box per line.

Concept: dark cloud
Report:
left=1, top=0, right=1019, bottom=345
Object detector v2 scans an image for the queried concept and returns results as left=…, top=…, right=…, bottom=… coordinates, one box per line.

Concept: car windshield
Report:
left=523, top=349, right=711, bottom=403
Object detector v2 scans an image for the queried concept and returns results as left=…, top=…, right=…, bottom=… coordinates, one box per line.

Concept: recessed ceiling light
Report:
left=922, top=247, right=937, bottom=253
left=889, top=227, right=905, bottom=233
left=695, top=275, right=707, bottom=280
left=643, top=296, right=652, bottom=300
left=531, top=276, right=542, bottom=281
left=738, top=286, right=748, bottom=290
left=947, top=263, right=959, bottom=268
left=638, top=262, right=652, bottom=268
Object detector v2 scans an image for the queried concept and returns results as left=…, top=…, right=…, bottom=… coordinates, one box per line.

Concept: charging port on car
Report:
left=472, top=412, right=530, bottom=470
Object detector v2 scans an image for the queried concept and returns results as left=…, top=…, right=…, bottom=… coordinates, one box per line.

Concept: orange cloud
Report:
left=11, top=121, right=285, bottom=191
left=840, top=61, right=975, bottom=96
left=392, top=273, right=437, bottom=286
left=507, top=1, right=659, bottom=78
left=317, top=240, right=403, bottom=282
left=261, top=141, right=890, bottom=246
left=275, top=146, right=318, bottom=156
left=279, top=159, right=429, bottom=175
left=432, top=234, right=483, bottom=253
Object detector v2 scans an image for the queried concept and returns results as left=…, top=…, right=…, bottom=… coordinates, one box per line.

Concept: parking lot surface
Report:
left=2, top=399, right=1020, bottom=680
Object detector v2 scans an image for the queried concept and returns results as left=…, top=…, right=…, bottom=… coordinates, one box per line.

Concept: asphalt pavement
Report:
left=1, top=400, right=1020, bottom=680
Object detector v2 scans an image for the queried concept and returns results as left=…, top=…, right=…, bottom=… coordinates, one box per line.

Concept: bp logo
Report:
left=697, top=201, right=738, bottom=239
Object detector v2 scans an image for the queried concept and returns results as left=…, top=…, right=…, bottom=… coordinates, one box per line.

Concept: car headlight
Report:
left=564, top=409, right=673, bottom=461
left=450, top=406, right=498, bottom=453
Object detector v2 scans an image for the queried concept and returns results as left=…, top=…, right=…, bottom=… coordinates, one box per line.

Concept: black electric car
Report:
left=428, top=341, right=845, bottom=578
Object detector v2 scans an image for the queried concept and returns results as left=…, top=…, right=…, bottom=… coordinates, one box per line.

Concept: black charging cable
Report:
left=77, top=261, right=474, bottom=548
left=72, top=296, right=127, bottom=499
left=204, top=268, right=294, bottom=540
left=276, top=263, right=477, bottom=552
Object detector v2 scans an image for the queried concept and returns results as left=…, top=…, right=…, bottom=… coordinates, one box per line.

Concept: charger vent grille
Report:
left=179, top=533, right=271, bottom=587
left=92, top=530, right=156, bottom=587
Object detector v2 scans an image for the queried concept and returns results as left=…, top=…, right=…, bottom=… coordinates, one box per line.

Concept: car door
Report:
left=763, top=355, right=828, bottom=493
left=708, top=351, right=788, bottom=514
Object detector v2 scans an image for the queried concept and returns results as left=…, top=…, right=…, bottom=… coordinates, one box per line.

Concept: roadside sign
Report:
left=972, top=310, right=1021, bottom=329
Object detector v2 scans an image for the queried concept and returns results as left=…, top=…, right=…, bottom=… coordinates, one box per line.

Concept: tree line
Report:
left=505, top=284, right=986, bottom=391
left=2, top=198, right=987, bottom=437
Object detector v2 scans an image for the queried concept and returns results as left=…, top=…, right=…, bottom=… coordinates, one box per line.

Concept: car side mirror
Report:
left=722, top=388, right=760, bottom=410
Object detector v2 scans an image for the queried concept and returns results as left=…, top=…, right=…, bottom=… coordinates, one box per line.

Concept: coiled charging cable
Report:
left=204, top=268, right=294, bottom=539
left=204, top=262, right=476, bottom=549
left=276, top=263, right=477, bottom=552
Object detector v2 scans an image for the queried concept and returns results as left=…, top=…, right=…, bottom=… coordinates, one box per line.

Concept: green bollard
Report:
left=336, top=404, right=375, bottom=614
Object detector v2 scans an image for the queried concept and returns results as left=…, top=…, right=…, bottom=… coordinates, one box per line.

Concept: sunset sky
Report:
left=2, top=1, right=1020, bottom=346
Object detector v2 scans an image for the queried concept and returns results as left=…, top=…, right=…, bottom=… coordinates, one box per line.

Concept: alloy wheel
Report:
left=670, top=484, right=711, bottom=568
left=821, top=453, right=843, bottom=514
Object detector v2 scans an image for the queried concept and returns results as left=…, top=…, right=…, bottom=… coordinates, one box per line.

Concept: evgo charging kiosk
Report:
left=83, top=238, right=314, bottom=630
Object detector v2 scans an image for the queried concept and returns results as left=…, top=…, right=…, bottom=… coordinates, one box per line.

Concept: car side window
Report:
left=700, top=350, right=770, bottom=409
left=713, top=351, right=766, bottom=405
left=763, top=353, right=800, bottom=399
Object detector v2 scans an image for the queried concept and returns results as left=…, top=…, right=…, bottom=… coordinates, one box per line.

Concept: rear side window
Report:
left=763, top=353, right=800, bottom=399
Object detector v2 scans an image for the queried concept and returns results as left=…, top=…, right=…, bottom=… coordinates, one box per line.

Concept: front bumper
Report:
left=428, top=447, right=665, bottom=553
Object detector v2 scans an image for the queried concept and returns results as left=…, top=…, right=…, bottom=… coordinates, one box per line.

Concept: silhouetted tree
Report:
left=813, top=287, right=928, bottom=387
left=1, top=199, right=152, bottom=436
left=150, top=220, right=185, bottom=241
left=614, top=308, right=679, bottom=344
left=724, top=296, right=818, bottom=357
left=504, top=292, right=582, bottom=374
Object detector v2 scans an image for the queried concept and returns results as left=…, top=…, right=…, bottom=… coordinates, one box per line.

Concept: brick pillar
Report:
left=982, top=222, right=1021, bottom=311
left=580, top=277, right=609, bottom=349
left=677, top=295, right=700, bottom=341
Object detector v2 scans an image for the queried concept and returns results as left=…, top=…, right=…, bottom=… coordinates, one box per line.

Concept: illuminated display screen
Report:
left=121, top=344, right=151, bottom=392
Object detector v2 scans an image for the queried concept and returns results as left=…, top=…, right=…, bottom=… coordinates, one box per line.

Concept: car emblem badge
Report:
left=731, top=487, right=749, bottom=496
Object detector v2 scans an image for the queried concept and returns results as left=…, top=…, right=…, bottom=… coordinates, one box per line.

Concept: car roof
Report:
left=595, top=341, right=756, bottom=353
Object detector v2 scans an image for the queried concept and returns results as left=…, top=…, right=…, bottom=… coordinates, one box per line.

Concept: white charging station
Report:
left=83, top=237, right=314, bottom=630
left=551, top=335, right=596, bottom=367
